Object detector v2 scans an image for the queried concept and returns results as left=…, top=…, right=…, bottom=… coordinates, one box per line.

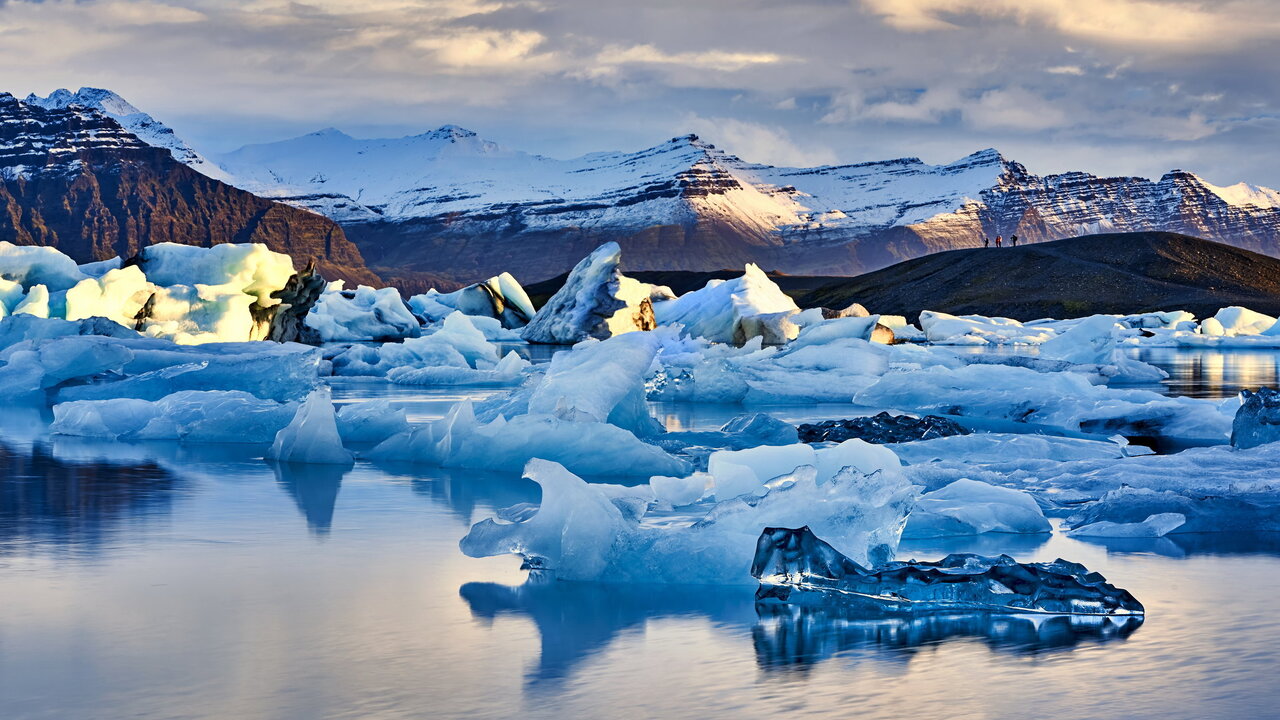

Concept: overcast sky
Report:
left=2, top=0, right=1278, bottom=185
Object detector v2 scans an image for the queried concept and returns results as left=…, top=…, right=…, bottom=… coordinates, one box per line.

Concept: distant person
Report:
left=984, top=237, right=990, bottom=248
left=995, top=235, right=1003, bottom=248
left=1011, top=234, right=1018, bottom=247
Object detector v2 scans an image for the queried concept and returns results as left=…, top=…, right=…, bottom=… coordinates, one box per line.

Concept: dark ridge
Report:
left=523, top=268, right=837, bottom=308
left=795, top=232, right=1280, bottom=322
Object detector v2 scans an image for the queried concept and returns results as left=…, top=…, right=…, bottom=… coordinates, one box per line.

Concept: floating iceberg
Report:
left=521, top=242, right=658, bottom=344
left=918, top=311, right=1056, bottom=345
left=1231, top=388, right=1280, bottom=449
left=334, top=400, right=410, bottom=444
left=752, top=526, right=1143, bottom=616
left=51, top=390, right=297, bottom=443
left=798, top=412, right=969, bottom=444
left=902, top=479, right=1051, bottom=538
left=1199, top=306, right=1277, bottom=337
left=305, top=284, right=420, bottom=342
left=652, top=264, right=799, bottom=344
left=267, top=387, right=354, bottom=465
left=854, top=363, right=1231, bottom=441
left=368, top=400, right=688, bottom=477
left=411, top=272, right=535, bottom=329
left=459, top=456, right=917, bottom=584
left=328, top=311, right=504, bottom=377
left=1038, top=314, right=1168, bottom=383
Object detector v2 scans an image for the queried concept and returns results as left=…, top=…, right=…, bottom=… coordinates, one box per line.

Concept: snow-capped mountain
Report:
left=211, top=125, right=1280, bottom=283
left=24, top=87, right=233, bottom=183
left=0, top=92, right=376, bottom=285
left=16, top=86, right=1280, bottom=285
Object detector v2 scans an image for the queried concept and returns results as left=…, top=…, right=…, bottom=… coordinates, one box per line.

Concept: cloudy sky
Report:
left=2, top=0, right=1278, bottom=185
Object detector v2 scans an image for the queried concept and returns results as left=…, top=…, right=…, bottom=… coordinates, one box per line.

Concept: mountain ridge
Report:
left=796, top=232, right=1280, bottom=322
left=0, top=92, right=378, bottom=286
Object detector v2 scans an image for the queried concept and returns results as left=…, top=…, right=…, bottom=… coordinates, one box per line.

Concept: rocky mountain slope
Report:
left=797, top=232, right=1280, bottom=321
left=0, top=92, right=377, bottom=286
left=211, top=124, right=1280, bottom=285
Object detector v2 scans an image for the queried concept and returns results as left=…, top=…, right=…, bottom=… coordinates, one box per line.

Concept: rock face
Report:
left=1231, top=388, right=1280, bottom=449
left=0, top=93, right=378, bottom=286
left=798, top=412, right=969, bottom=444
left=211, top=122, right=1280, bottom=284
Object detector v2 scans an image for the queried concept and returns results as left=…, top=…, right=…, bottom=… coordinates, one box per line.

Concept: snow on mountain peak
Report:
left=23, top=86, right=231, bottom=183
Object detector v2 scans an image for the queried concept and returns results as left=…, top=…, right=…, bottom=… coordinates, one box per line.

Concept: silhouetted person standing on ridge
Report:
left=1011, top=234, right=1018, bottom=247
left=984, top=237, right=990, bottom=248
left=995, top=235, right=1003, bottom=248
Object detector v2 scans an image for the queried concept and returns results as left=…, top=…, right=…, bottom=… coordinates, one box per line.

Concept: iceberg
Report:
left=752, top=526, right=1143, bottom=616
left=902, top=479, right=1051, bottom=538
left=328, top=311, right=503, bottom=377
left=51, top=389, right=297, bottom=442
left=521, top=242, right=658, bottom=344
left=267, top=387, right=354, bottom=465
left=1231, top=388, right=1280, bottom=449
left=652, top=264, right=799, bottom=344
left=0, top=241, right=87, bottom=291
left=1199, top=306, right=1277, bottom=337
left=798, top=412, right=969, bottom=444
left=459, top=457, right=917, bottom=584
left=410, top=272, right=535, bottom=329
left=854, top=363, right=1231, bottom=441
left=305, top=284, right=420, bottom=342
left=918, top=311, right=1055, bottom=345
left=335, top=400, right=410, bottom=444
left=1038, top=314, right=1168, bottom=382
left=368, top=401, right=688, bottom=477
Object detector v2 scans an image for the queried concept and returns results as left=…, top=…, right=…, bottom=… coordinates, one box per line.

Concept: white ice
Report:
left=902, top=478, right=1050, bottom=538
left=459, top=454, right=916, bottom=584
left=267, top=387, right=354, bottom=465
left=652, top=264, right=799, bottom=344
left=305, top=284, right=420, bottom=342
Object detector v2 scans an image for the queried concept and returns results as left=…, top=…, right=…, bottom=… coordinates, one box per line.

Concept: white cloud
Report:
left=963, top=87, right=1068, bottom=131
left=682, top=115, right=837, bottom=167
left=1046, top=65, right=1085, bottom=75
left=860, top=0, right=1280, bottom=50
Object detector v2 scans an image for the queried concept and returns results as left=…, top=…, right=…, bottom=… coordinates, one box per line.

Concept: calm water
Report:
left=1, top=347, right=1278, bottom=720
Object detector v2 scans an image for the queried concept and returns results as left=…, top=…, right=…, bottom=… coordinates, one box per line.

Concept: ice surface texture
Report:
left=752, top=526, right=1143, bottom=616
left=460, top=452, right=916, bottom=584
left=798, top=412, right=968, bottom=444
left=267, top=387, right=354, bottom=465
left=1232, top=388, right=1280, bottom=449
left=521, top=242, right=657, bottom=344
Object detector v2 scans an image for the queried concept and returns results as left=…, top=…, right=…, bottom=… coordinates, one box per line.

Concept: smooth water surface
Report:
left=1, top=346, right=1278, bottom=719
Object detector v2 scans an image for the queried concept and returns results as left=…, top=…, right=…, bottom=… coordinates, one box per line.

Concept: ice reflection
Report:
left=753, top=605, right=1143, bottom=672
left=460, top=576, right=755, bottom=689
left=0, top=438, right=183, bottom=557
left=272, top=462, right=347, bottom=536
left=1069, top=531, right=1280, bottom=559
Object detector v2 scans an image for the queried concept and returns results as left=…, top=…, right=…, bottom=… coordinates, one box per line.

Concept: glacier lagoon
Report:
left=1, top=347, right=1279, bottom=720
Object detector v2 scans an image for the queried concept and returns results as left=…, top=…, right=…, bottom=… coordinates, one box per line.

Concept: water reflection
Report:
left=460, top=576, right=755, bottom=689
left=0, top=439, right=182, bottom=557
left=754, top=605, right=1143, bottom=673
left=461, top=569, right=1143, bottom=693
left=272, top=462, right=347, bottom=536
left=1136, top=347, right=1280, bottom=399
left=1069, top=531, right=1280, bottom=559
left=399, top=465, right=540, bottom=526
